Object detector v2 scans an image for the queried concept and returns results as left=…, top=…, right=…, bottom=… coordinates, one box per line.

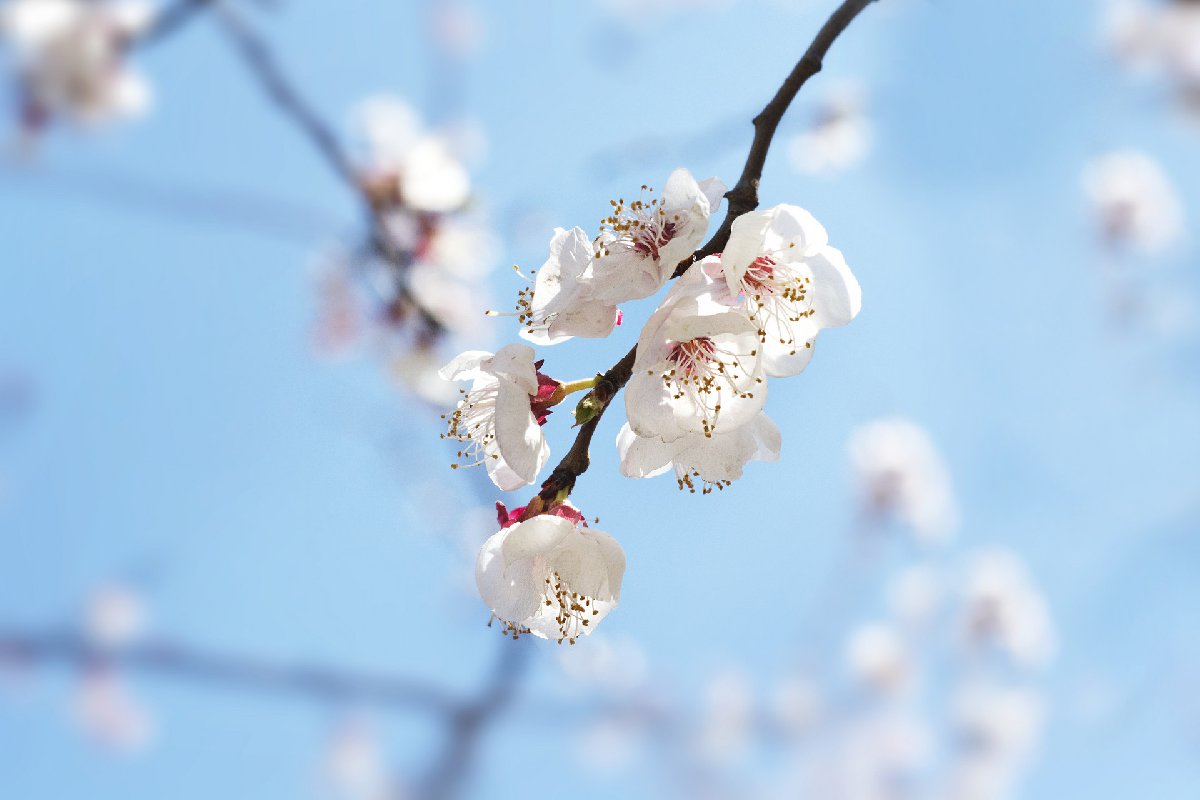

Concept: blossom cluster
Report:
left=440, top=167, right=862, bottom=640
left=313, top=96, right=499, bottom=405
left=0, top=0, right=152, bottom=134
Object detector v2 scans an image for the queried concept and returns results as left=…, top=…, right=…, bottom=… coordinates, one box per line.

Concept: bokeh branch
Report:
left=0, top=628, right=461, bottom=714
left=536, top=0, right=880, bottom=505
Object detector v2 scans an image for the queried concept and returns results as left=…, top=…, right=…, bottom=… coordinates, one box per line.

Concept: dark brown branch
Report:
left=0, top=629, right=459, bottom=715
left=539, top=0, right=879, bottom=503
left=212, top=3, right=360, bottom=188
left=677, top=0, right=878, bottom=274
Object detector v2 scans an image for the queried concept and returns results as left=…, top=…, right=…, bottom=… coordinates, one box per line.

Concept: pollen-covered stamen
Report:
left=673, top=462, right=733, bottom=495
left=440, top=384, right=501, bottom=469
left=594, top=185, right=683, bottom=261
left=740, top=251, right=818, bottom=358
left=660, top=336, right=761, bottom=438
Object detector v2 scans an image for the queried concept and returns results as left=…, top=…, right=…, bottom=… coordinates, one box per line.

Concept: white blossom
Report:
left=354, top=95, right=470, bottom=213
left=322, top=719, right=391, bottom=800
left=476, top=513, right=625, bottom=643
left=590, top=168, right=725, bottom=305
left=1106, top=1, right=1200, bottom=98
left=948, top=683, right=1045, bottom=800
left=960, top=549, right=1055, bottom=669
left=696, top=669, right=755, bottom=763
left=615, top=411, right=780, bottom=494
left=788, top=84, right=872, bottom=175
left=845, top=622, right=912, bottom=696
left=705, top=203, right=861, bottom=377
left=1083, top=149, right=1184, bottom=254
left=516, top=226, right=619, bottom=345
left=848, top=417, right=958, bottom=543
left=439, top=344, right=553, bottom=491
left=624, top=271, right=766, bottom=442
left=1, top=0, right=152, bottom=128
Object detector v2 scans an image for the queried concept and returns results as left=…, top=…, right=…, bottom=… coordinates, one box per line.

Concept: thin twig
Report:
left=681, top=0, right=878, bottom=271
left=537, top=0, right=880, bottom=503
left=0, top=629, right=460, bottom=715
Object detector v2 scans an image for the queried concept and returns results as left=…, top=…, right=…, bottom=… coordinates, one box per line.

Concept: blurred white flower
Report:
left=1083, top=149, right=1184, bottom=254
left=704, top=203, right=862, bottom=377
left=354, top=95, right=471, bottom=213
left=788, top=84, right=872, bottom=175
left=845, top=622, right=912, bottom=696
left=948, top=683, right=1044, bottom=800
left=961, top=549, right=1056, bottom=669
left=696, top=669, right=755, bottom=763
left=439, top=344, right=554, bottom=490
left=83, top=582, right=146, bottom=649
left=0, top=0, right=152, bottom=129
left=408, top=261, right=490, bottom=338
left=771, top=674, right=822, bottom=738
left=848, top=418, right=958, bottom=543
left=430, top=0, right=485, bottom=60
left=390, top=346, right=460, bottom=406
left=476, top=513, right=625, bottom=643
left=1106, top=1, right=1200, bottom=98
left=74, top=669, right=153, bottom=752
left=615, top=411, right=780, bottom=494
left=322, top=719, right=391, bottom=800
left=591, top=168, right=725, bottom=305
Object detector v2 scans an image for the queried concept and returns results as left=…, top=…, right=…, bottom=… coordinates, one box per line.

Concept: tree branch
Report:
left=537, top=0, right=879, bottom=504
left=0, top=629, right=460, bottom=715
left=680, top=0, right=878, bottom=273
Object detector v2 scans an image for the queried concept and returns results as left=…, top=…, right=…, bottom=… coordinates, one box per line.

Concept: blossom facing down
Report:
left=517, top=227, right=619, bottom=345
left=590, top=168, right=725, bottom=306
left=625, top=274, right=766, bottom=442
left=616, top=411, right=780, bottom=494
left=705, top=203, right=862, bottom=378
left=476, top=513, right=625, bottom=643
left=847, top=418, right=958, bottom=543
left=1083, top=149, right=1184, bottom=254
left=439, top=344, right=554, bottom=491
left=354, top=95, right=470, bottom=213
left=1, top=0, right=152, bottom=129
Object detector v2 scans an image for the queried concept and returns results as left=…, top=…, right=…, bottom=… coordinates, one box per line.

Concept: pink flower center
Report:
left=667, top=336, right=718, bottom=377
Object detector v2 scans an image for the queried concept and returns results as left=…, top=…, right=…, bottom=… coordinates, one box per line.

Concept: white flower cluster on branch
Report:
left=441, top=167, right=862, bottom=639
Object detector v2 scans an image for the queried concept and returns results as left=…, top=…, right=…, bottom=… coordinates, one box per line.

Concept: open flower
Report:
left=476, top=513, right=625, bottom=643
left=624, top=272, right=766, bottom=442
left=705, top=203, right=861, bottom=377
left=517, top=226, right=619, bottom=345
left=354, top=95, right=470, bottom=213
left=439, top=344, right=556, bottom=491
left=1, top=0, right=152, bottom=129
left=590, top=168, right=725, bottom=305
left=615, top=411, right=780, bottom=494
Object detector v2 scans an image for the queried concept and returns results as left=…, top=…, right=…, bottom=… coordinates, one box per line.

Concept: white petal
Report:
left=807, top=245, right=861, bottom=329
left=438, top=350, right=492, bottom=382
left=616, top=423, right=675, bottom=478
left=698, top=176, right=728, bottom=216
left=763, top=204, right=829, bottom=257
left=493, top=382, right=547, bottom=486
left=486, top=343, right=538, bottom=394
left=476, top=530, right=540, bottom=623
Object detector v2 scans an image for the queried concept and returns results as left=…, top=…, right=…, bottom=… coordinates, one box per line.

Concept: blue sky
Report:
left=1, top=0, right=1199, bottom=797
